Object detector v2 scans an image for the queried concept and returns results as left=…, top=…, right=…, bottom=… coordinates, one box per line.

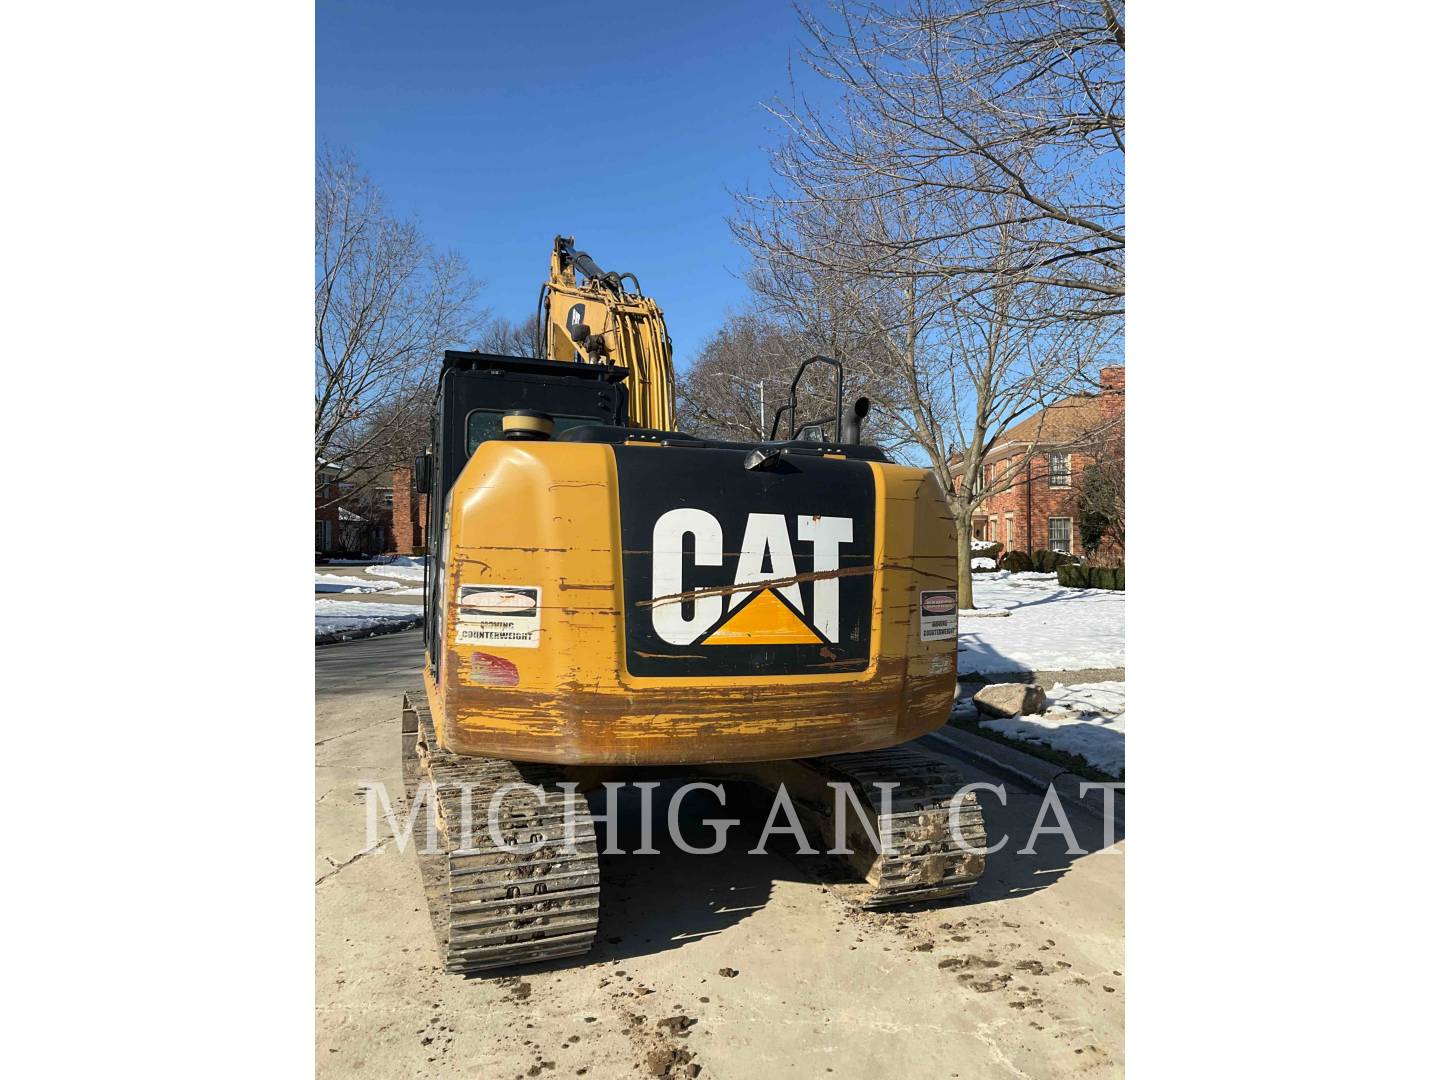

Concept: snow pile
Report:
left=956, top=571, right=1124, bottom=673
left=977, top=681, right=1125, bottom=777
left=971, top=557, right=996, bottom=570
left=969, top=538, right=998, bottom=551
left=314, top=572, right=405, bottom=594
left=315, top=599, right=423, bottom=640
left=365, top=559, right=426, bottom=583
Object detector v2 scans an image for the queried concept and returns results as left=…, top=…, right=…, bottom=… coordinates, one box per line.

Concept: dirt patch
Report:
left=939, top=954, right=1001, bottom=970
left=496, top=976, right=533, bottom=1003
left=643, top=1043, right=697, bottom=1077
left=657, top=1016, right=698, bottom=1037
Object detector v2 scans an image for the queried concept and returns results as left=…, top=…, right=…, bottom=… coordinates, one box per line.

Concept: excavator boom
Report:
left=538, top=235, right=676, bottom=430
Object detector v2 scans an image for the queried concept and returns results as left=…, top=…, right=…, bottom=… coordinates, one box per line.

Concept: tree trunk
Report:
left=954, top=499, right=976, bottom=610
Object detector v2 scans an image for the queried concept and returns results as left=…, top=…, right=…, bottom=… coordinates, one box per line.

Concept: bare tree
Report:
left=676, top=311, right=869, bottom=441
left=315, top=148, right=487, bottom=503
left=743, top=199, right=1117, bottom=605
left=676, top=313, right=782, bottom=439
left=734, top=0, right=1125, bottom=606
left=473, top=314, right=543, bottom=358
left=736, top=0, right=1124, bottom=325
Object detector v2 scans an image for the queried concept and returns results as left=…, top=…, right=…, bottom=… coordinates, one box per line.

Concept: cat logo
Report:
left=616, top=444, right=875, bottom=677
left=650, top=509, right=853, bottom=646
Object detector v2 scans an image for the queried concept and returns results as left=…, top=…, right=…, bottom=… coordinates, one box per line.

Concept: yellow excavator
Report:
left=403, top=235, right=986, bottom=974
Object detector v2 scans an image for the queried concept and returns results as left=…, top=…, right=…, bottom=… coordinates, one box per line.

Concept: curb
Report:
left=923, top=725, right=1125, bottom=830
left=315, top=617, right=423, bottom=647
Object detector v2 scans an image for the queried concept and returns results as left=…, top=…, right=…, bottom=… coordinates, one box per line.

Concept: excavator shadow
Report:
left=960, top=779, right=1124, bottom=906
left=535, top=770, right=1114, bottom=968
left=574, top=780, right=811, bottom=966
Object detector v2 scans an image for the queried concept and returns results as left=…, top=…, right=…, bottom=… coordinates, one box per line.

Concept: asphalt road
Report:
left=316, top=631, right=1124, bottom=1078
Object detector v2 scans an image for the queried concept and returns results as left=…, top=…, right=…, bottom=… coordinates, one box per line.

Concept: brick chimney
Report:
left=1098, top=365, right=1125, bottom=428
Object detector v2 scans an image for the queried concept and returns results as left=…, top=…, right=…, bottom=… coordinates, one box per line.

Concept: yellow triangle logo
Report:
left=702, top=588, right=823, bottom=646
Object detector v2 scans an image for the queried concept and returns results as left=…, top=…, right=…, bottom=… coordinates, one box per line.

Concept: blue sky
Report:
left=317, top=0, right=819, bottom=370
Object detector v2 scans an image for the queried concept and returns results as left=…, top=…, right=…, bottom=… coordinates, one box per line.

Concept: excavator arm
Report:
left=537, top=235, right=676, bottom=430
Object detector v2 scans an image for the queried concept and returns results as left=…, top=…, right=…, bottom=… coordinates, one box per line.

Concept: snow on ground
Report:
left=315, top=599, right=423, bottom=639
left=956, top=569, right=1124, bottom=674
left=365, top=561, right=425, bottom=583
left=314, top=572, right=405, bottom=594
left=973, top=681, right=1125, bottom=777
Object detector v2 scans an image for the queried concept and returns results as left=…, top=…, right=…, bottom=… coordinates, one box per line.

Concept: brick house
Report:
left=963, top=365, right=1124, bottom=560
left=315, top=462, right=343, bottom=554
left=315, top=464, right=429, bottom=557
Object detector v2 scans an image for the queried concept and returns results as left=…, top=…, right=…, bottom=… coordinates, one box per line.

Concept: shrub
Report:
left=1032, top=549, right=1080, bottom=573
left=1057, top=563, right=1124, bottom=590
left=1033, top=549, right=1060, bottom=573
left=999, top=550, right=1033, bottom=573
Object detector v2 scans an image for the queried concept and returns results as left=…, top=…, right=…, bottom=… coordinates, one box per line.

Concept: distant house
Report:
left=960, top=365, right=1124, bottom=560
left=315, top=462, right=343, bottom=554
left=315, top=464, right=428, bottom=558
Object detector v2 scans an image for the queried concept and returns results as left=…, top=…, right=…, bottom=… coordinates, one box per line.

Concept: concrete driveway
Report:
left=316, top=631, right=1124, bottom=1078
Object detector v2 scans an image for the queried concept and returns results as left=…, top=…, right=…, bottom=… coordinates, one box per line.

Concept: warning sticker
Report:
left=455, top=585, right=541, bottom=649
left=919, top=589, right=958, bottom=642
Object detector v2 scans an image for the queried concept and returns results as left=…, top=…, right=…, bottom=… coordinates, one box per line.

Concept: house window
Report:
left=381, top=488, right=394, bottom=509
left=1048, top=517, right=1072, bottom=554
left=1004, top=513, right=1015, bottom=549
left=1048, top=453, right=1071, bottom=488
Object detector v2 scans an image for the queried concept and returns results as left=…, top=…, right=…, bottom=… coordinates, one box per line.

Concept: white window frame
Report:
left=1048, top=452, right=1071, bottom=489
left=1048, top=516, right=1072, bottom=554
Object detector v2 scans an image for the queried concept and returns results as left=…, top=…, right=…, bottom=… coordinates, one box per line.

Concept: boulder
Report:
left=972, top=683, right=1047, bottom=718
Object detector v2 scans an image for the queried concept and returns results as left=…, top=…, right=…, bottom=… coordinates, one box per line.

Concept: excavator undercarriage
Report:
left=402, top=689, right=985, bottom=976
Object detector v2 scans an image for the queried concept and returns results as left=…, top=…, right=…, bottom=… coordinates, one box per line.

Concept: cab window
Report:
left=464, top=409, right=600, bottom=456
